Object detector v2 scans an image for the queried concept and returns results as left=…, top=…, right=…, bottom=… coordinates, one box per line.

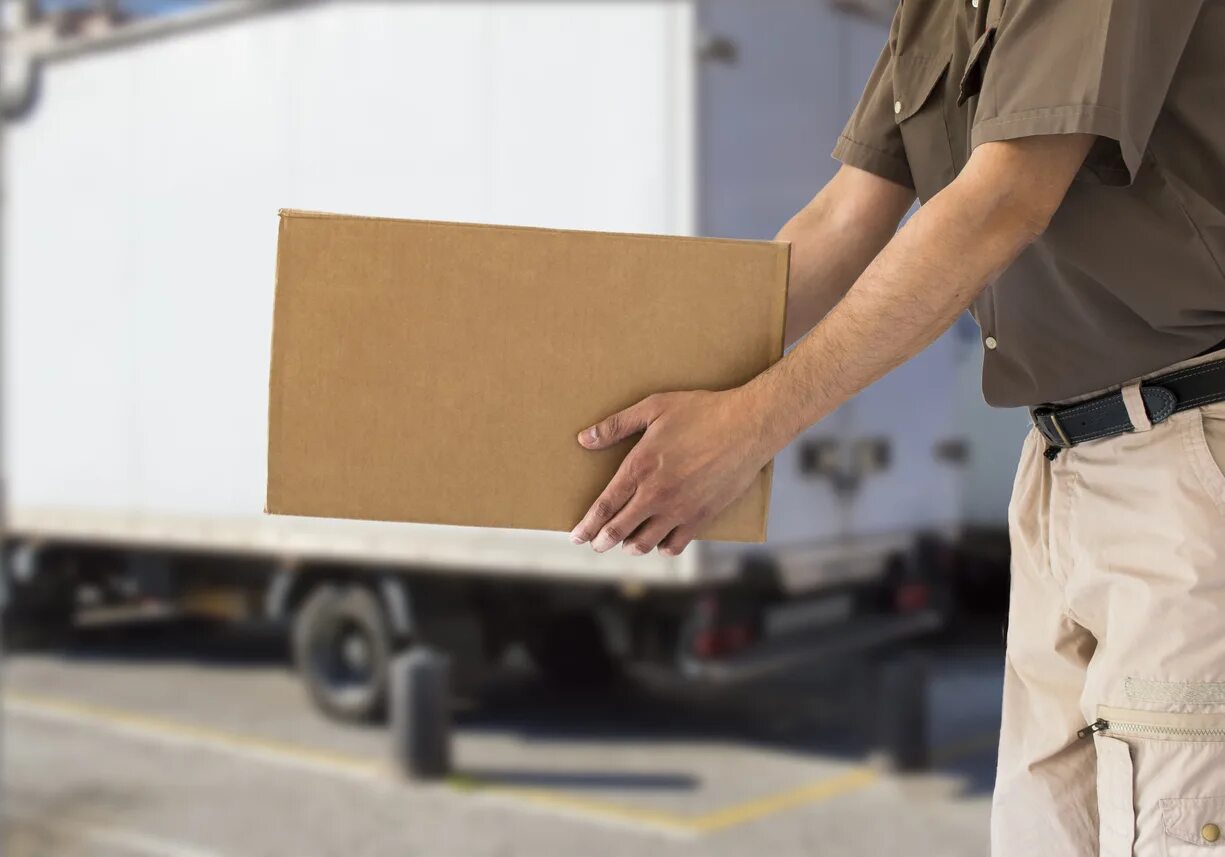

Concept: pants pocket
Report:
left=1091, top=705, right=1225, bottom=855
left=1161, top=796, right=1225, bottom=853
left=1184, top=405, right=1225, bottom=516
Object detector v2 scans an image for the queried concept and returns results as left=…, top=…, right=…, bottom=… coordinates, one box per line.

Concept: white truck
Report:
left=1, top=0, right=1017, bottom=766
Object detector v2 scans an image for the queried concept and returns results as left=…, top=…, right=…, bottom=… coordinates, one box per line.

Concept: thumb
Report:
left=578, top=395, right=660, bottom=450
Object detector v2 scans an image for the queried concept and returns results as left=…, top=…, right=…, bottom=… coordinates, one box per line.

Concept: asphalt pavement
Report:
left=2, top=620, right=1003, bottom=856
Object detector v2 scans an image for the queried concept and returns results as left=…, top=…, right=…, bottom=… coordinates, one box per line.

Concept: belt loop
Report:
left=1122, top=383, right=1152, bottom=433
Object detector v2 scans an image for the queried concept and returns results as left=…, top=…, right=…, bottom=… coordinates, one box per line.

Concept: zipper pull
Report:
left=1077, top=718, right=1108, bottom=739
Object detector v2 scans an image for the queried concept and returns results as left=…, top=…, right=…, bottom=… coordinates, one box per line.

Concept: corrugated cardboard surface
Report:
left=267, top=211, right=789, bottom=542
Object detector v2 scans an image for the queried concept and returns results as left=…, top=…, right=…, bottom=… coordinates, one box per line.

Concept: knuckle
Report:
left=602, top=524, right=624, bottom=543
left=593, top=499, right=618, bottom=519
left=651, top=393, right=677, bottom=415
left=652, top=482, right=679, bottom=505
left=631, top=452, right=663, bottom=480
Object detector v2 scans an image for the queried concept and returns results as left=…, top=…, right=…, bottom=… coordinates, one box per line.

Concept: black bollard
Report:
left=390, top=647, right=452, bottom=780
left=873, top=650, right=931, bottom=773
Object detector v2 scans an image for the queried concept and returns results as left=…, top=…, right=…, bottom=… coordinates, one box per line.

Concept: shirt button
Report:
left=894, top=100, right=902, bottom=114
left=984, top=336, right=998, bottom=350
left=1204, top=824, right=1221, bottom=843
left=971, top=0, right=979, bottom=7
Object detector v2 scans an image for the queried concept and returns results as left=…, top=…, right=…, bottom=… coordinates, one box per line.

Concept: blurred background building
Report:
left=2, top=2, right=1026, bottom=855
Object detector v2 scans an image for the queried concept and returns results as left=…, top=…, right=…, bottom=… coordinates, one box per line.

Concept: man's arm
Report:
left=779, top=166, right=914, bottom=344
left=569, top=133, right=1095, bottom=556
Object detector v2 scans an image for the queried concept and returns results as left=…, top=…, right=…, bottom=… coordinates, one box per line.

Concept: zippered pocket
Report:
left=1080, top=706, right=1225, bottom=742
left=1082, top=705, right=1225, bottom=855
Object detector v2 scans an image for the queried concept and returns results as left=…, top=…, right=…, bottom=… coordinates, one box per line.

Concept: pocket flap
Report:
left=1096, top=734, right=1136, bottom=856
left=891, top=54, right=950, bottom=123
left=1162, top=796, right=1225, bottom=847
left=957, top=26, right=996, bottom=106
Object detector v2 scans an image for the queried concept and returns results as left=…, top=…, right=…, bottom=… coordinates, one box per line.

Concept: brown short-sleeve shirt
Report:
left=832, top=0, right=1225, bottom=407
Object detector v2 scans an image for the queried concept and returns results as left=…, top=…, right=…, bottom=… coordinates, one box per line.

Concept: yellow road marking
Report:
left=457, top=767, right=880, bottom=837
left=473, top=785, right=699, bottom=835
left=5, top=691, right=383, bottom=780
left=6, top=691, right=882, bottom=836
left=685, top=767, right=879, bottom=833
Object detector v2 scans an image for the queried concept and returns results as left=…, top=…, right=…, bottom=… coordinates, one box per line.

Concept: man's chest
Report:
left=890, top=0, right=1001, bottom=200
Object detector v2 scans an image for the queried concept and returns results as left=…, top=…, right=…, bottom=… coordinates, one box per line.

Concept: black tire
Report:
left=292, top=584, right=392, bottom=723
left=2, top=553, right=76, bottom=651
left=526, top=611, right=619, bottom=688
left=3, top=607, right=74, bottom=651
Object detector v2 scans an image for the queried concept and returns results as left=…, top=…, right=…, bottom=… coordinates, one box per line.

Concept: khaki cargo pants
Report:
left=992, top=349, right=1225, bottom=856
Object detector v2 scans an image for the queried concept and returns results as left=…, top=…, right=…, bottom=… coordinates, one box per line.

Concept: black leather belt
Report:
left=1030, top=357, right=1225, bottom=460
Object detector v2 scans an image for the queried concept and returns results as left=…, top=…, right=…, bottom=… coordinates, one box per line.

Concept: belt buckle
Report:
left=1032, top=406, right=1073, bottom=448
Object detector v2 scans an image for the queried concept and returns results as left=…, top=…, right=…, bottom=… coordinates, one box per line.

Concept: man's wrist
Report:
left=734, top=373, right=812, bottom=462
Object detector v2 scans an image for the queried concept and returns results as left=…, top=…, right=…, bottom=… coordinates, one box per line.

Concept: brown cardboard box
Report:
left=266, top=210, right=789, bottom=542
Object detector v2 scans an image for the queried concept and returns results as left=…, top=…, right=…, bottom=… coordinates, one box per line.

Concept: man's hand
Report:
left=569, top=387, right=776, bottom=556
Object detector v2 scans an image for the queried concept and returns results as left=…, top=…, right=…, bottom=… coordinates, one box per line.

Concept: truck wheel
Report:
left=526, top=611, right=619, bottom=688
left=3, top=602, right=74, bottom=651
left=873, top=650, right=931, bottom=772
left=293, top=584, right=392, bottom=723
left=2, top=551, right=76, bottom=651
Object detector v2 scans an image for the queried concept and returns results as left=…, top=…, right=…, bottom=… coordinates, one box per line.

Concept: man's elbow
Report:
left=1008, top=187, right=1061, bottom=244
left=947, top=173, right=1059, bottom=254
left=958, top=135, right=1095, bottom=242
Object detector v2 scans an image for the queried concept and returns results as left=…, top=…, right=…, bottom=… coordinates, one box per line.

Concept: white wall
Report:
left=5, top=1, right=694, bottom=520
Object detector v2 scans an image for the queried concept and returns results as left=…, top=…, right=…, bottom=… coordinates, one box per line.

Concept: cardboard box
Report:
left=266, top=210, right=790, bottom=542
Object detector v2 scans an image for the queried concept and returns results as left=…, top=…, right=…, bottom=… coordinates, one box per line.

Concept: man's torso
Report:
left=876, top=0, right=1225, bottom=406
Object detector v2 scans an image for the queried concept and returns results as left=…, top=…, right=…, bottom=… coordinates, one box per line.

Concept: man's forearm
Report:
left=568, top=136, right=1093, bottom=557
left=779, top=167, right=914, bottom=344
left=749, top=149, right=1069, bottom=451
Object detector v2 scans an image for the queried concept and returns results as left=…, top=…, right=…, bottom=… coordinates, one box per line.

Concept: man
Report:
left=568, top=0, right=1225, bottom=853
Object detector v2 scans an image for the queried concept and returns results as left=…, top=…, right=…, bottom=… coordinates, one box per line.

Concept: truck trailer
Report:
left=1, top=0, right=1010, bottom=767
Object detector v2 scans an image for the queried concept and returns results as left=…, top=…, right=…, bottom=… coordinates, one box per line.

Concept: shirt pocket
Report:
left=1090, top=705, right=1225, bottom=855
left=891, top=53, right=954, bottom=202
left=957, top=25, right=997, bottom=106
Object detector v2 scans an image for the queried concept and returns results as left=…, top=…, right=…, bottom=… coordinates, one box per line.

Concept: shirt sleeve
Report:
left=970, top=0, right=1205, bottom=185
left=832, top=37, right=914, bottom=189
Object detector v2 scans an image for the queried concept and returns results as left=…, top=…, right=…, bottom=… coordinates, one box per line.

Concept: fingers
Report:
left=659, top=524, right=700, bottom=557
left=578, top=395, right=662, bottom=450
left=621, top=517, right=676, bottom=556
left=590, top=500, right=651, bottom=553
left=570, top=466, right=637, bottom=545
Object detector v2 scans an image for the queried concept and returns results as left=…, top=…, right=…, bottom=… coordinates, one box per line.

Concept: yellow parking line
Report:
left=473, top=784, right=698, bottom=835
left=458, top=767, right=879, bottom=837
left=686, top=767, right=879, bottom=833
left=6, top=691, right=881, bottom=836
left=5, top=691, right=384, bottom=780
